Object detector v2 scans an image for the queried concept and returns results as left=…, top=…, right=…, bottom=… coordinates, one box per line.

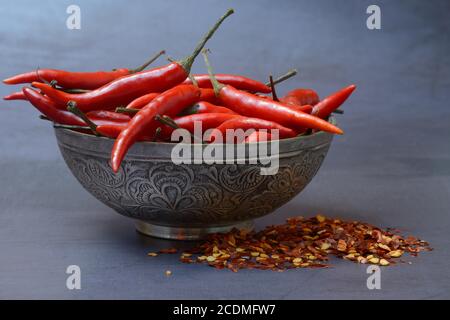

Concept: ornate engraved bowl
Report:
left=54, top=119, right=335, bottom=240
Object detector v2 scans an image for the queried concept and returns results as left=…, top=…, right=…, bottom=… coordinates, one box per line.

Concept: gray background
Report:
left=0, top=0, right=449, bottom=299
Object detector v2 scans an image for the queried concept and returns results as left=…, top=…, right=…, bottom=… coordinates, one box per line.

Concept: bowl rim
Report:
left=53, top=116, right=337, bottom=146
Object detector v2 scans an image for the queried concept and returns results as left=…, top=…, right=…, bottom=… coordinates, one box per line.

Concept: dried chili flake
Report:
left=152, top=215, right=432, bottom=272
left=158, top=248, right=178, bottom=254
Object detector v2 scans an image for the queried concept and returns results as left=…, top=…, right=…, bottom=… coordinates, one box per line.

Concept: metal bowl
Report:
left=54, top=119, right=335, bottom=240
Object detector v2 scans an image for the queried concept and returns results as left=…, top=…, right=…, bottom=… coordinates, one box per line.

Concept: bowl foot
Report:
left=135, top=220, right=254, bottom=241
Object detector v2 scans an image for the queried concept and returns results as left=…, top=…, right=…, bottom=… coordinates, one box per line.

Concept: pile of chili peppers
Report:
left=3, top=8, right=356, bottom=173
left=149, top=215, right=432, bottom=272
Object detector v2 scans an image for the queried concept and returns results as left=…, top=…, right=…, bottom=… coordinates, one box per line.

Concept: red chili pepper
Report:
left=3, top=91, right=27, bottom=101
left=184, top=74, right=271, bottom=93
left=111, top=84, right=201, bottom=172
left=199, top=88, right=221, bottom=105
left=260, top=96, right=313, bottom=114
left=201, top=50, right=344, bottom=135
left=86, top=110, right=130, bottom=122
left=3, top=50, right=166, bottom=89
left=31, top=62, right=188, bottom=111
left=125, top=92, right=160, bottom=109
left=179, top=101, right=238, bottom=116
left=244, top=131, right=273, bottom=143
left=31, top=9, right=234, bottom=112
left=283, top=88, right=320, bottom=106
left=209, top=117, right=297, bottom=142
left=312, top=85, right=356, bottom=119
left=294, top=104, right=313, bottom=114
left=23, top=87, right=129, bottom=128
left=95, top=123, right=126, bottom=138
left=159, top=112, right=240, bottom=139
left=22, top=87, right=87, bottom=126
left=95, top=123, right=153, bottom=141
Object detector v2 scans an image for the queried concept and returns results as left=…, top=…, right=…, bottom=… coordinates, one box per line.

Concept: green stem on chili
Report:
left=129, top=50, right=166, bottom=73
left=155, top=114, right=179, bottom=129
left=202, top=49, right=224, bottom=96
left=178, top=9, right=234, bottom=73
left=269, top=75, right=279, bottom=101
left=153, top=127, right=162, bottom=142
left=188, top=74, right=199, bottom=87
left=155, top=114, right=199, bottom=141
left=66, top=101, right=100, bottom=135
left=265, top=69, right=297, bottom=86
left=60, top=88, right=91, bottom=94
left=53, top=123, right=91, bottom=130
left=116, top=107, right=139, bottom=114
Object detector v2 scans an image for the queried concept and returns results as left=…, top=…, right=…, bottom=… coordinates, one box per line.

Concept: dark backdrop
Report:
left=0, top=0, right=449, bottom=299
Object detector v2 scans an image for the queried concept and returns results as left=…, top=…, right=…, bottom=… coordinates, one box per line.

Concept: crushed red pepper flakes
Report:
left=158, top=248, right=178, bottom=254
left=151, top=215, right=432, bottom=272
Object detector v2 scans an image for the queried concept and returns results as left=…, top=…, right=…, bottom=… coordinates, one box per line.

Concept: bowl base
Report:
left=135, top=220, right=254, bottom=241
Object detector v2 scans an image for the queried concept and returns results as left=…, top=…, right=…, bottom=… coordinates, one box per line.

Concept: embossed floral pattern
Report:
left=59, top=143, right=330, bottom=227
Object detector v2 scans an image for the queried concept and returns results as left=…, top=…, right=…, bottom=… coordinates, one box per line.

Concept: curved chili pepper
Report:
left=209, top=117, right=296, bottom=142
left=183, top=74, right=271, bottom=93
left=3, top=91, right=27, bottom=101
left=23, top=87, right=129, bottom=128
left=201, top=50, right=343, bottom=135
left=178, top=101, right=238, bottom=116
left=3, top=50, right=166, bottom=89
left=125, top=92, right=160, bottom=109
left=32, top=62, right=187, bottom=111
left=312, top=84, right=356, bottom=119
left=218, top=88, right=342, bottom=133
left=22, top=87, right=87, bottom=126
left=32, top=9, right=234, bottom=112
left=283, top=88, right=320, bottom=106
left=86, top=110, right=130, bottom=122
left=111, top=84, right=201, bottom=172
left=244, top=131, right=273, bottom=143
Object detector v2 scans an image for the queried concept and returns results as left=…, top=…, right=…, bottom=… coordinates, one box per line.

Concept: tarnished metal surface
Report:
left=55, top=125, right=333, bottom=236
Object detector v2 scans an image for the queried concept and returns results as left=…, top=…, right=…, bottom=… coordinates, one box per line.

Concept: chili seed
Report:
left=150, top=215, right=431, bottom=272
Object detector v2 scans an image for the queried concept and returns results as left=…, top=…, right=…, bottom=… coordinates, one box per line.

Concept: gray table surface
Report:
left=0, top=0, right=449, bottom=299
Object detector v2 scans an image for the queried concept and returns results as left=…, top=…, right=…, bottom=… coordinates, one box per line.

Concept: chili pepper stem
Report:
left=269, top=75, right=279, bottom=101
left=166, top=55, right=176, bottom=63
left=155, top=114, right=201, bottom=142
left=153, top=127, right=162, bottom=142
left=201, top=49, right=224, bottom=97
left=265, top=69, right=297, bottom=86
left=67, top=101, right=100, bottom=136
left=53, top=123, right=91, bottom=130
left=188, top=74, right=199, bottom=87
left=178, top=8, right=234, bottom=73
left=130, top=50, right=166, bottom=73
left=61, top=88, right=90, bottom=94
left=155, top=114, right=174, bottom=128
left=116, top=107, right=139, bottom=114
